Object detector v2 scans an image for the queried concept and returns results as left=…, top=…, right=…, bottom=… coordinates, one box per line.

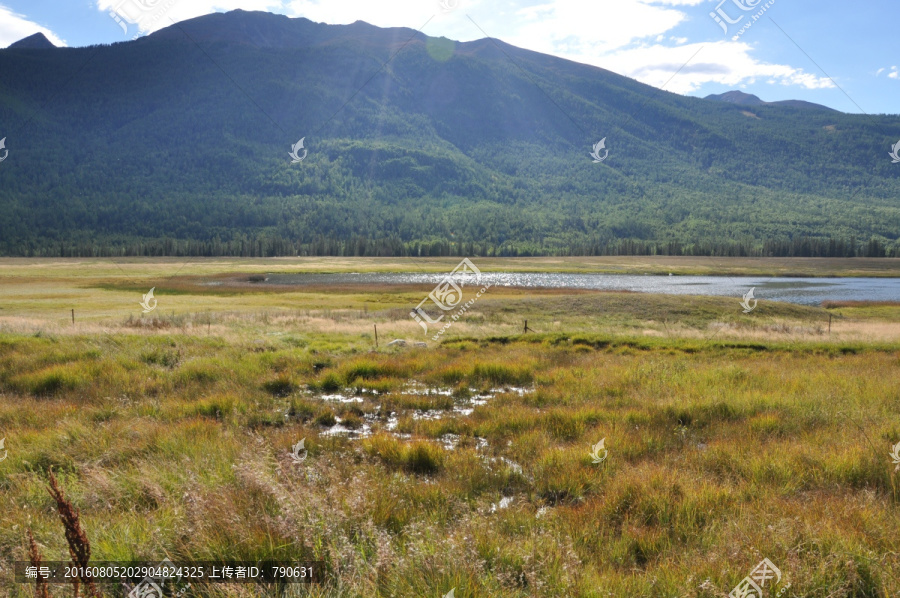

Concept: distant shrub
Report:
left=122, top=314, right=173, bottom=329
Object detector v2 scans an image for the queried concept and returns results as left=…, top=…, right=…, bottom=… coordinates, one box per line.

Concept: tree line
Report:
left=15, top=235, right=897, bottom=258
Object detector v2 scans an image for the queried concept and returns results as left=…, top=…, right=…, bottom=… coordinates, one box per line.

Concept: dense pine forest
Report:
left=28, top=235, right=894, bottom=258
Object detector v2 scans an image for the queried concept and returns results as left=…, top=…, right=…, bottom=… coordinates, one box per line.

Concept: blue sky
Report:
left=1, top=0, right=897, bottom=114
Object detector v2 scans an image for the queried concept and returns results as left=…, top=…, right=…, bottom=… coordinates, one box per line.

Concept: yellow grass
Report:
left=1, top=258, right=899, bottom=597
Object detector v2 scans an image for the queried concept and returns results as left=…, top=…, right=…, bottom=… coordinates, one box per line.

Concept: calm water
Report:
left=263, top=272, right=900, bottom=306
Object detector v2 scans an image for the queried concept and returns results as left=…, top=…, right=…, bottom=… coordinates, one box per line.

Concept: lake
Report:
left=263, top=273, right=900, bottom=306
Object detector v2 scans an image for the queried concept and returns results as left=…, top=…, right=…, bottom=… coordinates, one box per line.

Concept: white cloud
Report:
left=91, top=0, right=834, bottom=95
left=96, top=0, right=285, bottom=37
left=469, top=0, right=832, bottom=94
left=0, top=4, right=66, bottom=47
left=507, top=0, right=702, bottom=56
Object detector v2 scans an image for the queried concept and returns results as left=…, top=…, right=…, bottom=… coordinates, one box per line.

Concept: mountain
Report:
left=7, top=32, right=55, bottom=49
left=705, top=90, right=835, bottom=112
left=0, top=10, right=898, bottom=258
left=705, top=91, right=767, bottom=106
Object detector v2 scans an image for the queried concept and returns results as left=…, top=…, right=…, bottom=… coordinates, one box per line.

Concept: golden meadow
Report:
left=1, top=257, right=899, bottom=597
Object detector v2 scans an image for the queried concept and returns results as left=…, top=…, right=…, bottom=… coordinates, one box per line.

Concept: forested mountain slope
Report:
left=0, top=10, right=898, bottom=256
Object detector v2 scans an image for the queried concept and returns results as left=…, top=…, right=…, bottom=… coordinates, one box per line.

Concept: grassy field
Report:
left=1, top=258, right=899, bottom=597
left=2, top=256, right=900, bottom=280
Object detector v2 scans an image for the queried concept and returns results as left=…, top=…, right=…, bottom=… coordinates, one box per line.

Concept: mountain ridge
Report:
left=7, top=32, right=55, bottom=49
left=0, top=10, right=898, bottom=257
left=704, top=90, right=835, bottom=112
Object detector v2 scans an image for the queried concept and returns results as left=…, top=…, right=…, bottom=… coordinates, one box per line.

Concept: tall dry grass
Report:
left=1, top=322, right=899, bottom=596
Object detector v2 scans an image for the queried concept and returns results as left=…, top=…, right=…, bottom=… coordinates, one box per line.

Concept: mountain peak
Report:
left=147, top=10, right=302, bottom=47
left=705, top=89, right=835, bottom=112
left=704, top=90, right=765, bottom=105
left=147, top=10, right=425, bottom=51
left=7, top=32, right=55, bottom=49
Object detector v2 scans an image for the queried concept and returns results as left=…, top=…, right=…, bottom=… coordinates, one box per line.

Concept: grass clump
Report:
left=364, top=434, right=446, bottom=474
left=472, top=362, right=533, bottom=386
left=139, top=345, right=181, bottom=368
left=315, top=411, right=337, bottom=427
left=310, top=371, right=342, bottom=392
left=262, top=375, right=296, bottom=397
left=340, top=358, right=408, bottom=383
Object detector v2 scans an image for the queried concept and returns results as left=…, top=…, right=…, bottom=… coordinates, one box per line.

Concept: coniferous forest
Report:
left=1, top=10, right=898, bottom=257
